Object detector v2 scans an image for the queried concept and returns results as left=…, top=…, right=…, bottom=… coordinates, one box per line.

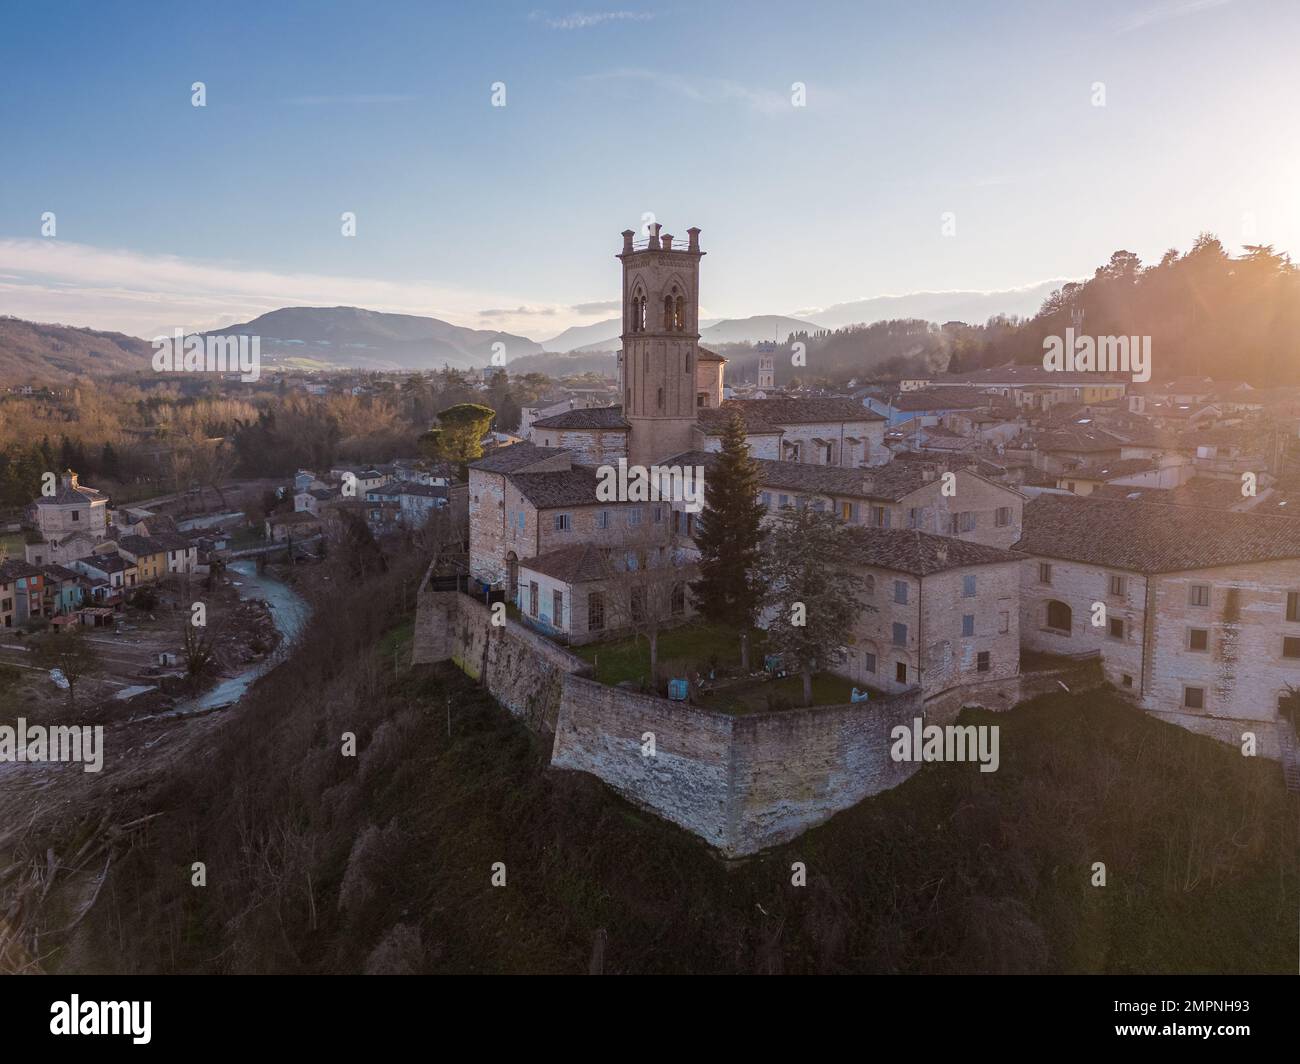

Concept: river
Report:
left=171, top=560, right=311, bottom=714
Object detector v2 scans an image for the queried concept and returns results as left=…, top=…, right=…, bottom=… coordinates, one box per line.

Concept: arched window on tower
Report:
left=663, top=295, right=674, bottom=330
left=639, top=296, right=647, bottom=331
left=675, top=296, right=685, bottom=331
left=657, top=386, right=664, bottom=409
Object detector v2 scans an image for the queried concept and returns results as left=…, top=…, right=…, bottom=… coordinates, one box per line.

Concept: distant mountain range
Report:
left=0, top=282, right=1073, bottom=383
left=543, top=314, right=825, bottom=353
left=204, top=306, right=543, bottom=371
left=802, top=281, right=1071, bottom=331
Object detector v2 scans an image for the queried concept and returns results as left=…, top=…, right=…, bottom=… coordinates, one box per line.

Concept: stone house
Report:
left=527, top=406, right=630, bottom=465
left=835, top=529, right=1023, bottom=699
left=1016, top=493, right=1300, bottom=757
left=0, top=561, right=46, bottom=626
left=25, top=471, right=110, bottom=565
left=723, top=397, right=888, bottom=467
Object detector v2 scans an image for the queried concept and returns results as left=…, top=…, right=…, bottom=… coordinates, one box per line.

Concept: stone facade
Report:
left=530, top=426, right=628, bottom=466
left=840, top=558, right=1021, bottom=699
left=777, top=418, right=887, bottom=468
left=619, top=224, right=706, bottom=466
left=1017, top=552, right=1300, bottom=759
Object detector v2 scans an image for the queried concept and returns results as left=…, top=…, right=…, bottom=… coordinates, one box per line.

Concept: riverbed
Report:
left=171, top=560, right=310, bottom=714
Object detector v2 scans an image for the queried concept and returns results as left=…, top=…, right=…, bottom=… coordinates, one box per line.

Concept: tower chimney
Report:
left=687, top=227, right=701, bottom=252
left=648, top=222, right=661, bottom=250
left=662, top=232, right=673, bottom=251
left=621, top=229, right=634, bottom=254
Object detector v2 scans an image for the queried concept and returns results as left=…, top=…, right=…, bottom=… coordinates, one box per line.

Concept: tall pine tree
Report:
left=689, top=412, right=766, bottom=669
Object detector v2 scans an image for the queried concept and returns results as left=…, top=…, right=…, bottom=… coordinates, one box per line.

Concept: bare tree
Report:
left=32, top=629, right=99, bottom=710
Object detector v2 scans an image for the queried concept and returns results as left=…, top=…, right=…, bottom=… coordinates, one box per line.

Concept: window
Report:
left=892, top=622, right=908, bottom=646
left=657, top=387, right=664, bottom=409
left=841, top=502, right=852, bottom=522
left=761, top=492, right=772, bottom=508
left=998, top=610, right=1009, bottom=633
left=627, top=508, right=642, bottom=526
left=864, top=651, right=877, bottom=674
left=951, top=511, right=975, bottom=533
left=671, top=583, right=685, bottom=615
left=962, top=614, right=975, bottom=637
left=1183, top=686, right=1205, bottom=710
left=1188, top=628, right=1209, bottom=652
left=588, top=592, right=605, bottom=631
left=596, top=510, right=610, bottom=529
left=977, top=651, right=990, bottom=673
left=871, top=506, right=891, bottom=528
left=553, top=590, right=563, bottom=625
left=554, top=513, right=571, bottom=532
left=895, top=662, right=908, bottom=683
left=1122, top=673, right=1133, bottom=688
left=1039, top=562, right=1052, bottom=585
left=1288, top=592, right=1299, bottom=622
left=962, top=575, right=976, bottom=598
left=995, top=506, right=1011, bottom=527
left=907, top=507, right=921, bottom=529
left=812, top=499, right=826, bottom=512
left=894, top=580, right=908, bottom=605
left=1284, top=637, right=1300, bottom=659
left=1189, top=584, right=1210, bottom=607
left=1066, top=481, right=1076, bottom=492
left=1046, top=600, right=1072, bottom=633
left=653, top=505, right=663, bottom=523
left=528, top=582, right=539, bottom=618
left=865, top=574, right=876, bottom=596
left=778, top=494, right=790, bottom=508
left=71, top=510, right=79, bottom=522
left=517, top=512, right=526, bottom=530
left=1109, top=574, right=1127, bottom=597
left=1108, top=617, right=1124, bottom=640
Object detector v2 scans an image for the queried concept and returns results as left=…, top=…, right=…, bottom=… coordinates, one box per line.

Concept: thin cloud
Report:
left=480, top=305, right=559, bottom=318
left=579, top=68, right=813, bottom=115
left=570, top=299, right=621, bottom=314
left=0, top=239, right=565, bottom=340
left=531, top=10, right=655, bottom=30
left=1118, top=0, right=1232, bottom=32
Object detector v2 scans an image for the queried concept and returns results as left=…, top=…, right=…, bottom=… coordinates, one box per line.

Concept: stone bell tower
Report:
left=618, top=223, right=704, bottom=466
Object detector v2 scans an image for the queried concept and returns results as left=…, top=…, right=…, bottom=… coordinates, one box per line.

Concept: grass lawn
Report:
left=0, top=532, right=24, bottom=559
left=574, top=621, right=763, bottom=687
left=573, top=621, right=865, bottom=712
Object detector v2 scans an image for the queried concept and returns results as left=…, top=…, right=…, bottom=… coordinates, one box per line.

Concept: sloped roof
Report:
left=695, top=406, right=782, bottom=436
left=723, top=397, right=885, bottom=425
left=508, top=467, right=604, bottom=509
left=1015, top=493, right=1300, bottom=572
left=530, top=406, right=630, bottom=431
left=697, top=347, right=726, bottom=363
left=470, top=442, right=570, bottom=473
left=517, top=542, right=610, bottom=584
left=844, top=527, right=1022, bottom=576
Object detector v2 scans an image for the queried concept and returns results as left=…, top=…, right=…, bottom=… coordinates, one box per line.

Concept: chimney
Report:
left=621, top=229, right=634, bottom=254
left=662, top=232, right=673, bottom=251
left=687, top=227, right=701, bottom=252
left=648, top=222, right=661, bottom=250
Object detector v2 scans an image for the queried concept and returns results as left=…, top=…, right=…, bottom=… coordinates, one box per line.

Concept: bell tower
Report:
left=618, top=223, right=704, bottom=466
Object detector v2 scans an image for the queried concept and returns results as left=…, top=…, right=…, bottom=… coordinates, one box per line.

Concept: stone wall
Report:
left=551, top=673, right=924, bottom=856
left=415, top=568, right=929, bottom=855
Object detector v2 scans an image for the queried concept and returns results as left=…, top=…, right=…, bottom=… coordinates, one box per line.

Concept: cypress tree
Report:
left=689, top=412, right=766, bottom=669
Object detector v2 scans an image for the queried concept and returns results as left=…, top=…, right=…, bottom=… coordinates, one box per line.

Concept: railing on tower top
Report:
left=628, top=237, right=700, bottom=252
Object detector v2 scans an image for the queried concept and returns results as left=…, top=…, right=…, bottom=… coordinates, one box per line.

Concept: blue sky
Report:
left=1, top=0, right=1297, bottom=340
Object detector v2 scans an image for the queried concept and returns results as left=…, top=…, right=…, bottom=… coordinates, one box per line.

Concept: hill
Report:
left=5, top=552, right=1293, bottom=974
left=0, top=316, right=152, bottom=382
left=555, top=314, right=823, bottom=354
left=206, top=306, right=544, bottom=372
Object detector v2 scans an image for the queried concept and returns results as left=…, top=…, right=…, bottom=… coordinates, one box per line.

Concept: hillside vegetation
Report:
left=2, top=558, right=1294, bottom=973
left=0, top=316, right=152, bottom=381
